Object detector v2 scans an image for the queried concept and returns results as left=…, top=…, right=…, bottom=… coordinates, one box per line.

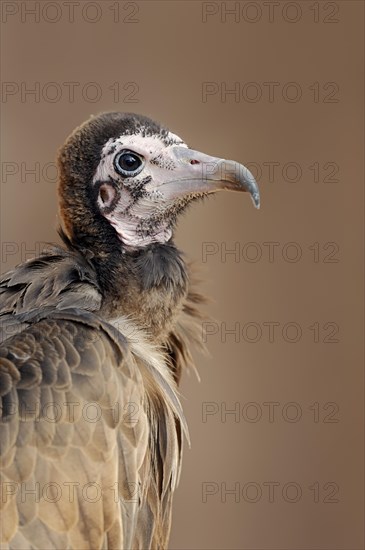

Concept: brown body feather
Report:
left=0, top=242, right=206, bottom=549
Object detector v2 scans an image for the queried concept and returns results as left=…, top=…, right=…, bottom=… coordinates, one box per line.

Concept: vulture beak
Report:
left=157, top=146, right=260, bottom=209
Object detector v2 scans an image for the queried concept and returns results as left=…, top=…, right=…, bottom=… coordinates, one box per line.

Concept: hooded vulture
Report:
left=0, top=112, right=260, bottom=549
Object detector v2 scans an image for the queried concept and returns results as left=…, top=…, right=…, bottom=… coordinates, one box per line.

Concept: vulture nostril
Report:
left=190, top=159, right=200, bottom=165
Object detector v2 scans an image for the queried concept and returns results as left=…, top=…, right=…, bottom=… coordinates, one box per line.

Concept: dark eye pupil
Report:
left=119, top=153, right=140, bottom=171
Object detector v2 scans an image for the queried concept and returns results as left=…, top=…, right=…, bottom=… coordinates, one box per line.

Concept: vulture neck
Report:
left=101, top=243, right=188, bottom=343
left=69, top=229, right=189, bottom=343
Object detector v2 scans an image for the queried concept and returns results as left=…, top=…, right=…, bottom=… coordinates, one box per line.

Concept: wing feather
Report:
left=0, top=250, right=200, bottom=549
left=0, top=313, right=136, bottom=548
left=0, top=309, right=185, bottom=549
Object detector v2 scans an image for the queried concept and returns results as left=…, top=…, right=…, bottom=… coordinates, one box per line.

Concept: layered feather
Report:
left=0, top=246, right=205, bottom=549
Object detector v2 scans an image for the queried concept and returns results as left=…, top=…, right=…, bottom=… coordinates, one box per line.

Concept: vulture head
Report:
left=58, top=112, right=260, bottom=252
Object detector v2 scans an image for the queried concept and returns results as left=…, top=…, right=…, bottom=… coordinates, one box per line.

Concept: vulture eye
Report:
left=114, top=151, right=144, bottom=177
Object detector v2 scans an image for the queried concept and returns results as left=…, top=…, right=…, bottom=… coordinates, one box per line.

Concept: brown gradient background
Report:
left=0, top=1, right=364, bottom=549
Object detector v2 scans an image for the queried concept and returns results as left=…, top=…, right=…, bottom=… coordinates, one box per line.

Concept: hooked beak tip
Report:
left=252, top=192, right=260, bottom=209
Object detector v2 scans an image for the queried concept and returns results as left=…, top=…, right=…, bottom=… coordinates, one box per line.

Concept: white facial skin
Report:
left=92, top=128, right=260, bottom=249
left=93, top=131, right=189, bottom=248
